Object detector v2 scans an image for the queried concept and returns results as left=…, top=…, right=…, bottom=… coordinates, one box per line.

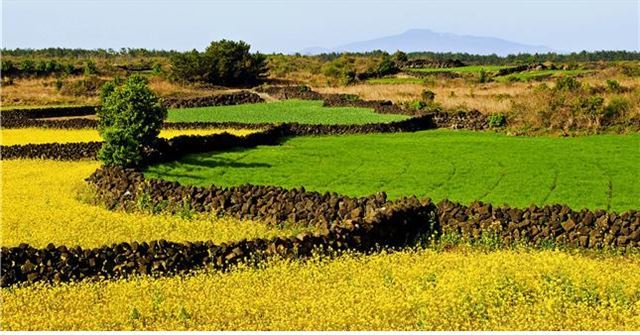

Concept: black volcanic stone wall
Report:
left=2, top=162, right=639, bottom=287
left=162, top=91, right=264, bottom=108
left=254, top=85, right=324, bottom=100
left=438, top=200, right=640, bottom=248
left=429, top=110, right=491, bottom=130
left=1, top=142, right=102, bottom=160
left=86, top=167, right=640, bottom=251
left=1, top=106, right=98, bottom=129
left=1, top=116, right=439, bottom=161
left=0, top=180, right=436, bottom=287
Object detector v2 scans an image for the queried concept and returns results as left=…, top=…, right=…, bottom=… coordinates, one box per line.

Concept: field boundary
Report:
left=2, top=157, right=638, bottom=287
left=0, top=115, right=438, bottom=160
left=0, top=87, right=492, bottom=131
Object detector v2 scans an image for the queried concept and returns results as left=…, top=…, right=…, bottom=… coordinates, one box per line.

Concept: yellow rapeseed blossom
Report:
left=2, top=248, right=639, bottom=330
left=1, top=159, right=305, bottom=248
left=0, top=128, right=257, bottom=146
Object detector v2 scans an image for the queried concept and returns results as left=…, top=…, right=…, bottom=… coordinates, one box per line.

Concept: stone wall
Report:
left=1, top=106, right=98, bottom=128
left=254, top=85, right=324, bottom=100
left=0, top=117, right=438, bottom=161
left=4, top=162, right=637, bottom=287
left=0, top=175, right=436, bottom=287
left=438, top=200, right=639, bottom=248
left=430, top=110, right=491, bottom=130
left=86, top=167, right=639, bottom=252
left=0, top=142, right=102, bottom=160
left=161, top=91, right=264, bottom=108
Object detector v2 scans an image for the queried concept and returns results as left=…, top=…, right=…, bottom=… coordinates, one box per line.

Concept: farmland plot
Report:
left=146, top=130, right=640, bottom=212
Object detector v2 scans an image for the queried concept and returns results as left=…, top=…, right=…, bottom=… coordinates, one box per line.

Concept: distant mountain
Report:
left=301, top=29, right=553, bottom=55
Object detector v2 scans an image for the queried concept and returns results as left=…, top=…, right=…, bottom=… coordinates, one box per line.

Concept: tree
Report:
left=376, top=55, right=399, bottom=76
left=170, top=40, right=267, bottom=86
left=97, top=76, right=167, bottom=167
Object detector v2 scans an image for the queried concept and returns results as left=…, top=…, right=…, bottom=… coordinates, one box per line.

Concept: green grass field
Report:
left=407, top=65, right=513, bottom=74
left=494, top=69, right=593, bottom=82
left=166, top=99, right=408, bottom=125
left=145, top=130, right=640, bottom=212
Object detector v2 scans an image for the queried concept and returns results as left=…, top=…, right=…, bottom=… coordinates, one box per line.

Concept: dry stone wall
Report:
left=1, top=166, right=436, bottom=287
left=3, top=161, right=637, bottom=287
left=1, top=106, right=98, bottom=128
left=161, top=91, right=264, bottom=108
left=1, top=142, right=102, bottom=160
left=438, top=200, right=640, bottom=248
left=1, top=116, right=438, bottom=161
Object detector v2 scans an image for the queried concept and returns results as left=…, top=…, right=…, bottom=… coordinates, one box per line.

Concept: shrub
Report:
left=97, top=76, right=167, bottom=167
left=575, top=96, right=605, bottom=127
left=604, top=96, right=631, bottom=121
left=375, top=55, right=399, bottom=76
left=555, top=77, right=581, bottom=92
left=487, top=113, right=506, bottom=128
left=478, top=69, right=489, bottom=83
left=170, top=40, right=266, bottom=86
left=605, top=79, right=622, bottom=93
left=152, top=63, right=162, bottom=75
left=60, top=75, right=107, bottom=96
left=620, top=63, right=640, bottom=77
left=321, top=56, right=357, bottom=85
left=421, top=90, right=436, bottom=103
left=84, top=60, right=98, bottom=76
left=391, top=51, right=408, bottom=65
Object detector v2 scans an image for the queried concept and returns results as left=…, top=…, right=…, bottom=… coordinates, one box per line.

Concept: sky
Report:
left=2, top=0, right=639, bottom=53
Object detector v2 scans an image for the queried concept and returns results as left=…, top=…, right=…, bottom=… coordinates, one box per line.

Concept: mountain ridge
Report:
left=301, top=29, right=554, bottom=55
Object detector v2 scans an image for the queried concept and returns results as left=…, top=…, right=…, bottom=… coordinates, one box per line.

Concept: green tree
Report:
left=97, top=76, right=167, bottom=167
left=375, top=55, right=398, bottom=76
left=170, top=40, right=266, bottom=86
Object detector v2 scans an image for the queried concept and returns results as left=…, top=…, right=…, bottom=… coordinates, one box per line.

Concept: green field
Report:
left=407, top=65, right=513, bottom=74
left=494, top=69, right=593, bottom=82
left=166, top=99, right=408, bottom=125
left=145, top=130, right=640, bottom=212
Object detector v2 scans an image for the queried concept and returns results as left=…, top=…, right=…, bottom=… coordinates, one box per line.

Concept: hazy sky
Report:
left=2, top=0, right=639, bottom=53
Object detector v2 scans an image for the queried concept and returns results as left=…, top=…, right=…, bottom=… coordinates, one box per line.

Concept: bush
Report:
left=391, top=51, right=408, bottom=65
left=375, top=56, right=398, bottom=76
left=97, top=76, right=167, bottom=167
left=321, top=56, right=357, bottom=85
left=604, top=96, right=631, bottom=121
left=555, top=77, right=581, bottom=92
left=478, top=69, right=489, bottom=83
left=605, top=79, right=621, bottom=93
left=60, top=75, right=107, bottom=96
left=620, top=63, right=640, bottom=77
left=487, top=113, right=506, bottom=128
left=170, top=40, right=266, bottom=86
left=421, top=90, right=436, bottom=103
left=84, top=60, right=98, bottom=76
left=575, top=96, right=605, bottom=127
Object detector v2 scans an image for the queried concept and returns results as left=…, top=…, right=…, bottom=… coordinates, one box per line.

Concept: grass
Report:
left=166, top=99, right=408, bottom=125
left=3, top=247, right=639, bottom=330
left=406, top=65, right=514, bottom=74
left=0, top=128, right=258, bottom=146
left=366, top=77, right=427, bottom=85
left=145, top=130, right=640, bottom=212
left=1, top=160, right=310, bottom=248
left=494, top=69, right=593, bottom=82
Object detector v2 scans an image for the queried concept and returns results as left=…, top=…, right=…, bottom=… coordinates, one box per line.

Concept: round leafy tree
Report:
left=97, top=75, right=167, bottom=167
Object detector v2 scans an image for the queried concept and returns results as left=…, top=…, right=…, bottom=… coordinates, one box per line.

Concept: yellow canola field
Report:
left=1, top=159, right=304, bottom=248
left=2, top=248, right=639, bottom=330
left=0, top=128, right=257, bottom=146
